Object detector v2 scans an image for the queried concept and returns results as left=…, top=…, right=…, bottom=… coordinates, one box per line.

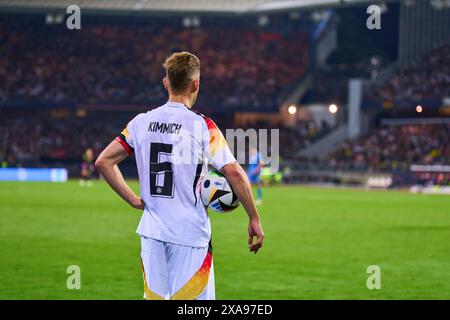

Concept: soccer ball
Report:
left=200, top=170, right=240, bottom=213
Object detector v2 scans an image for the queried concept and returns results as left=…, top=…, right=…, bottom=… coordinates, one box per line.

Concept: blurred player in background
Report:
left=248, top=147, right=264, bottom=205
left=80, top=148, right=95, bottom=187
left=95, top=52, right=264, bottom=300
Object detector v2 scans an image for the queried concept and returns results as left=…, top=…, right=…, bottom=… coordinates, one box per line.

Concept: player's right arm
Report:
left=96, top=118, right=144, bottom=210
left=221, top=163, right=264, bottom=254
left=95, top=140, right=144, bottom=210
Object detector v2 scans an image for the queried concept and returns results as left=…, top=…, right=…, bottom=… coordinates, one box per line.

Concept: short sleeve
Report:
left=202, top=116, right=236, bottom=170
left=115, top=119, right=135, bottom=155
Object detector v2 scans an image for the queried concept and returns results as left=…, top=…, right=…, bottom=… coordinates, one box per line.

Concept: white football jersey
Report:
left=116, top=101, right=236, bottom=247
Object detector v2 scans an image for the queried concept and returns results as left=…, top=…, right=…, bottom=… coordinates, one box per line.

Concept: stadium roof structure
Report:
left=0, top=0, right=398, bottom=14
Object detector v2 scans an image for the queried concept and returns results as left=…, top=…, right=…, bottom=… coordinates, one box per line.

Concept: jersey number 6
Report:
left=149, top=142, right=174, bottom=198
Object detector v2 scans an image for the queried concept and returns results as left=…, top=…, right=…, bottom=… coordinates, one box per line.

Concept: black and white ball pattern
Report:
left=200, top=170, right=240, bottom=213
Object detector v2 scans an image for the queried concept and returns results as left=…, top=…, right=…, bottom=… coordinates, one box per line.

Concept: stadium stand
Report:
left=0, top=14, right=308, bottom=111
left=0, top=111, right=118, bottom=167
left=366, top=44, right=450, bottom=107
left=319, top=43, right=450, bottom=176
left=0, top=109, right=327, bottom=170
left=0, top=9, right=448, bottom=188
left=326, top=123, right=450, bottom=172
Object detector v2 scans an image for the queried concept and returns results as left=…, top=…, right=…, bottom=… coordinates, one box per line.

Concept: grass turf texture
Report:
left=1, top=181, right=450, bottom=299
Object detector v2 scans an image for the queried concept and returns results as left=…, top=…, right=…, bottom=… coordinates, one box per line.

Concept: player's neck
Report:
left=168, top=95, right=193, bottom=109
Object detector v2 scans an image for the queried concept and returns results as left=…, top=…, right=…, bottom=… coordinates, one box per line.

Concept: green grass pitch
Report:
left=1, top=180, right=450, bottom=299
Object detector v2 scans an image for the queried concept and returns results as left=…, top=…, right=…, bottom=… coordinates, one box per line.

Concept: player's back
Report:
left=117, top=101, right=235, bottom=248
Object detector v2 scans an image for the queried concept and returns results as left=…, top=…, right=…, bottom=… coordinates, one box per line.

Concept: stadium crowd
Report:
left=0, top=17, right=307, bottom=111
left=0, top=110, right=326, bottom=168
left=2, top=113, right=449, bottom=179
left=371, top=44, right=450, bottom=104
left=0, top=112, right=117, bottom=167
left=327, top=124, right=450, bottom=172
left=1, top=14, right=449, bottom=181
left=279, top=119, right=330, bottom=154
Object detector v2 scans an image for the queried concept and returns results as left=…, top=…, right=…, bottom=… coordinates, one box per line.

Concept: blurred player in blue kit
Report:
left=248, top=147, right=264, bottom=205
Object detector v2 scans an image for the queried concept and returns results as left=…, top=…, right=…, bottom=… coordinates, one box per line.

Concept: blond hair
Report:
left=163, top=52, right=200, bottom=93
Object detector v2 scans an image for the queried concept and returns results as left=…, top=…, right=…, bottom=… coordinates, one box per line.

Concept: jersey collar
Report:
left=164, top=101, right=189, bottom=110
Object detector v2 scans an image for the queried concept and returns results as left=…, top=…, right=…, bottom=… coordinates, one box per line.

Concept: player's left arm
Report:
left=202, top=116, right=264, bottom=253
left=95, top=140, right=144, bottom=210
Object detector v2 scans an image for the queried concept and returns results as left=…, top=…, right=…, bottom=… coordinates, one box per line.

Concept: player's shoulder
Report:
left=190, top=110, right=219, bottom=129
left=125, top=112, right=147, bottom=128
left=181, top=108, right=218, bottom=130
left=133, top=105, right=215, bottom=129
left=130, top=111, right=148, bottom=121
left=182, top=107, right=206, bottom=120
left=130, top=106, right=162, bottom=123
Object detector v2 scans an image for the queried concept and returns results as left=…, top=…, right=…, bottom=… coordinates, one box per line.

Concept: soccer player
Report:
left=80, top=148, right=95, bottom=187
left=248, top=147, right=264, bottom=205
left=95, top=52, right=264, bottom=300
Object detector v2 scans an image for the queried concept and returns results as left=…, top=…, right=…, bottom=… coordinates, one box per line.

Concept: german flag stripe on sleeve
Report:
left=115, top=128, right=133, bottom=155
left=203, top=116, right=227, bottom=157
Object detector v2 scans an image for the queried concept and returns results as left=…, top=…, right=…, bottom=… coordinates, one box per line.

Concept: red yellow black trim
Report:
left=171, top=245, right=213, bottom=300
left=115, top=134, right=133, bottom=155
left=140, top=259, right=165, bottom=300
left=203, top=116, right=227, bottom=157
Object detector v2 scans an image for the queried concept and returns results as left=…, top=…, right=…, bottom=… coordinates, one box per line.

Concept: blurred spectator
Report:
left=0, top=19, right=307, bottom=111
left=1, top=110, right=330, bottom=167
left=0, top=112, right=117, bottom=167
left=327, top=124, right=450, bottom=172
left=368, top=44, right=450, bottom=104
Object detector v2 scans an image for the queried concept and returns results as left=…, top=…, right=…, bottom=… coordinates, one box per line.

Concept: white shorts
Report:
left=140, top=236, right=215, bottom=300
